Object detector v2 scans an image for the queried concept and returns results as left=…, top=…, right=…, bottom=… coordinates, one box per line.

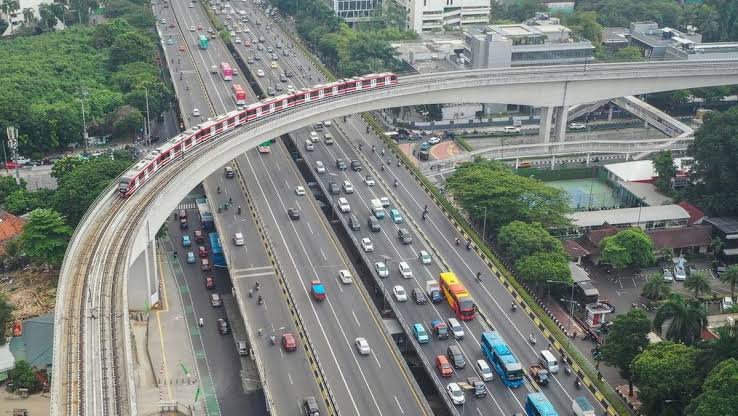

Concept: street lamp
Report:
left=6, top=126, right=20, bottom=185
left=474, top=205, right=488, bottom=242
left=547, top=279, right=576, bottom=341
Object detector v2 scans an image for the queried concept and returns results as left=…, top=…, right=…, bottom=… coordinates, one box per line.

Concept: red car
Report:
left=281, top=333, right=297, bottom=352
left=310, top=280, right=326, bottom=302
left=198, top=245, right=208, bottom=258
left=205, top=276, right=215, bottom=290
left=194, top=230, right=204, bottom=243
left=436, top=355, right=453, bottom=377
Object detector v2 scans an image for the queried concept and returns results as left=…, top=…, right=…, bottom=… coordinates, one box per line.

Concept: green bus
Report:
left=198, top=34, right=209, bottom=50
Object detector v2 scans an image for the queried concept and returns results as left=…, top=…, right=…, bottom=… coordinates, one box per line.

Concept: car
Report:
left=374, top=261, right=389, bottom=278
left=166, top=37, right=174, bottom=45
left=361, top=238, right=374, bottom=252
left=419, top=141, right=430, bottom=151
left=310, top=131, right=319, bottom=142
left=201, top=258, right=211, bottom=271
left=412, top=323, right=429, bottom=343
left=342, top=180, right=354, bottom=194
left=447, top=345, right=466, bottom=368
left=302, top=397, right=320, bottom=416
left=310, top=280, right=326, bottom=301
left=379, top=197, right=390, bottom=207
left=210, top=293, right=222, bottom=307
left=272, top=53, right=279, bottom=61
left=186, top=252, right=196, bottom=263
left=398, top=261, right=413, bottom=279
left=447, top=382, right=465, bottom=405
left=193, top=108, right=200, bottom=117
left=295, top=185, right=306, bottom=196
left=256, top=43, right=264, bottom=51
left=182, top=235, right=191, bottom=247
left=431, top=319, right=449, bottom=339
left=189, top=25, right=196, bottom=31
left=235, top=37, right=241, bottom=44
left=271, top=61, right=278, bottom=69
left=335, top=159, right=347, bottom=170
left=477, top=359, right=494, bottom=381
left=349, top=214, right=361, bottom=231
left=674, top=265, right=687, bottom=281
left=160, top=18, right=167, bottom=24
left=233, top=232, right=245, bottom=246
left=338, top=269, right=353, bottom=284
left=355, top=337, right=371, bottom=355
left=288, top=208, right=300, bottom=220
left=285, top=71, right=293, bottom=78
left=197, top=24, right=203, bottom=30
left=267, top=46, right=273, bottom=53
left=256, top=69, right=265, bottom=77
left=367, top=216, right=381, bottom=232
left=428, top=136, right=441, bottom=145
left=419, top=250, right=432, bottom=265
left=314, top=161, right=326, bottom=173
left=268, top=87, right=276, bottom=96
left=238, top=340, right=248, bottom=356
left=280, top=73, right=288, bottom=82
left=324, top=135, right=333, bottom=145
left=198, top=246, right=208, bottom=258
left=337, top=197, right=351, bottom=213
left=722, top=296, right=734, bottom=311
left=179, top=217, right=188, bottom=229
left=437, top=355, right=453, bottom=377
left=447, top=318, right=464, bottom=340
left=393, top=285, right=408, bottom=302
left=364, top=175, right=375, bottom=186
left=178, top=44, right=186, bottom=52
left=398, top=228, right=413, bottom=244
left=389, top=209, right=403, bottom=224
left=569, top=122, right=587, bottom=130
left=275, top=84, right=283, bottom=92
left=217, top=318, right=230, bottom=335
left=663, top=268, right=674, bottom=282
left=412, top=288, right=427, bottom=304
left=205, top=276, right=215, bottom=290
left=504, top=126, right=521, bottom=133
left=324, top=120, right=333, bottom=127
left=224, top=166, right=235, bottom=178
left=281, top=333, right=297, bottom=352
left=328, top=182, right=340, bottom=195
left=350, top=160, right=362, bottom=171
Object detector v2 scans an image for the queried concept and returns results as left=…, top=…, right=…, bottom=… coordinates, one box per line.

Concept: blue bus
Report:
left=525, top=393, right=558, bottom=416
left=480, top=331, right=524, bottom=388
left=208, top=232, right=227, bottom=268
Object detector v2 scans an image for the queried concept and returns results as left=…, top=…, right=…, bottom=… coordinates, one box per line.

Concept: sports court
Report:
left=547, top=179, right=620, bottom=211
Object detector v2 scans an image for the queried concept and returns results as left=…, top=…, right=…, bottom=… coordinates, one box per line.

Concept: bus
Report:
left=220, top=62, right=233, bottom=81
left=257, top=138, right=275, bottom=153
left=198, top=34, right=209, bottom=50
left=208, top=232, right=227, bottom=268
left=232, top=84, right=247, bottom=106
left=525, top=393, right=559, bottom=416
left=480, top=331, right=524, bottom=387
left=439, top=272, right=475, bottom=320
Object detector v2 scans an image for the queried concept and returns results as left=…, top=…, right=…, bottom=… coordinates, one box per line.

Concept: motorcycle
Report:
left=529, top=334, right=537, bottom=345
left=269, top=335, right=276, bottom=345
left=511, top=302, right=517, bottom=312
left=198, top=317, right=204, bottom=327
left=575, top=378, right=581, bottom=390
left=565, top=366, right=572, bottom=376
left=258, top=295, right=263, bottom=305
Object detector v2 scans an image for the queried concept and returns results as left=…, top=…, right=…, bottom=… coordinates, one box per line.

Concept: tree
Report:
left=632, top=341, right=701, bottom=416
left=51, top=156, right=87, bottom=183
left=652, top=150, right=678, bottom=193
left=642, top=273, right=671, bottom=300
left=20, top=208, right=72, bottom=266
left=8, top=360, right=40, bottom=392
left=718, top=265, right=738, bottom=299
left=687, top=107, right=738, bottom=215
left=108, top=31, right=155, bottom=70
left=493, top=0, right=544, bottom=22
left=22, top=7, right=35, bottom=25
left=601, top=309, right=651, bottom=396
left=565, top=11, right=604, bottom=45
left=696, top=325, right=738, bottom=377
left=0, top=176, right=26, bottom=205
left=653, top=294, right=707, bottom=345
left=684, top=271, right=711, bottom=299
left=497, top=221, right=565, bottom=260
left=686, top=358, right=738, bottom=416
left=681, top=3, right=721, bottom=42
left=0, top=293, right=13, bottom=345
left=112, top=107, right=144, bottom=137
left=4, top=189, right=53, bottom=215
left=599, top=228, right=656, bottom=270
left=612, top=46, right=644, bottom=62
left=515, top=251, right=571, bottom=285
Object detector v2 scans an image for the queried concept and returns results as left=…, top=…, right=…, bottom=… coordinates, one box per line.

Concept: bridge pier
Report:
left=553, top=106, right=569, bottom=142
left=129, top=239, right=161, bottom=312
left=538, top=105, right=570, bottom=143
left=539, top=106, right=554, bottom=144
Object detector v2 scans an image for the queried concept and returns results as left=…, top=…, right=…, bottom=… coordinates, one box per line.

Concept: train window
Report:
left=146, top=164, right=154, bottom=174
left=215, top=122, right=224, bottom=131
left=228, top=117, right=236, bottom=126
left=184, top=138, right=192, bottom=147
left=161, top=151, right=170, bottom=160
left=174, top=144, right=181, bottom=153
left=247, top=109, right=256, bottom=118
left=287, top=95, right=299, bottom=105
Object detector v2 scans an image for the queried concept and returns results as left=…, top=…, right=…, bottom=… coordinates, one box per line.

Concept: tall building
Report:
left=333, top=0, right=383, bottom=23
left=395, top=0, right=490, bottom=34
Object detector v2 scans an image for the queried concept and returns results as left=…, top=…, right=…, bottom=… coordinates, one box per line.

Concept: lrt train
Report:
left=118, top=73, right=399, bottom=197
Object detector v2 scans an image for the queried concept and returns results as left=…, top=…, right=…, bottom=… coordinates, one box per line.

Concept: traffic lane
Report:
left=241, top=143, right=423, bottom=415
left=340, top=118, right=600, bottom=412
left=303, top=133, right=530, bottom=415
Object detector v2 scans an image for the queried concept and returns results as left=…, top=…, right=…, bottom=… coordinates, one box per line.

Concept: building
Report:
left=1, top=0, right=64, bottom=36
left=0, top=210, right=25, bottom=254
left=397, top=0, right=490, bottom=34
left=9, top=313, right=55, bottom=373
left=333, top=0, right=382, bottom=23
left=703, top=217, right=738, bottom=257
left=601, top=159, right=692, bottom=207
left=602, top=27, right=630, bottom=51
left=627, top=21, right=738, bottom=62
left=567, top=204, right=691, bottom=236
left=0, top=344, right=16, bottom=382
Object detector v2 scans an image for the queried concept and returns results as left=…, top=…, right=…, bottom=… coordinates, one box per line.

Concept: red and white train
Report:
left=119, top=72, right=399, bottom=197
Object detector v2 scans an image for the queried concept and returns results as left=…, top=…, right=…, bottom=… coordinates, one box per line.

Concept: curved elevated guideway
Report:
left=52, top=60, right=738, bottom=414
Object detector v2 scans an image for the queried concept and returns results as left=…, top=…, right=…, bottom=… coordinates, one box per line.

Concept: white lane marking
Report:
left=352, top=310, right=360, bottom=327
left=394, top=396, right=404, bottom=415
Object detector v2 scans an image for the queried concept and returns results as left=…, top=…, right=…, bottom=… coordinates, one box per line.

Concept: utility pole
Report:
left=145, top=87, right=151, bottom=145
left=79, top=88, right=89, bottom=155
left=6, top=126, right=20, bottom=185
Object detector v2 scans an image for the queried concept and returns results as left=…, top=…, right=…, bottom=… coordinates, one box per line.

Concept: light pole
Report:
left=547, top=279, right=576, bottom=341
left=6, top=126, right=20, bottom=185
left=144, top=87, right=151, bottom=145
left=474, top=205, right=488, bottom=242
left=79, top=88, right=89, bottom=155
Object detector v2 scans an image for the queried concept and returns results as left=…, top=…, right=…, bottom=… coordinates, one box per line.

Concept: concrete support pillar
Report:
left=129, top=239, right=160, bottom=312
left=553, top=106, right=569, bottom=143
left=607, top=105, right=614, bottom=121
left=539, top=106, right=554, bottom=144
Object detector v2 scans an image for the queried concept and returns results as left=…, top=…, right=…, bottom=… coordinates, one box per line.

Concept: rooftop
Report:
left=563, top=239, right=590, bottom=259
left=603, top=27, right=630, bottom=44
left=570, top=205, right=691, bottom=228
left=569, top=262, right=590, bottom=283
left=618, top=181, right=673, bottom=206
left=9, top=312, right=55, bottom=371
left=703, top=217, right=738, bottom=235
left=648, top=225, right=712, bottom=250
left=604, top=158, right=692, bottom=182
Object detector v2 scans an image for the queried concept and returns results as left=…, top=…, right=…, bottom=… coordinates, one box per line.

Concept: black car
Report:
left=349, top=214, right=360, bottom=231
left=350, top=160, right=362, bottom=171
left=398, top=228, right=412, bottom=244
left=217, top=318, right=230, bottom=335
left=411, top=288, right=427, bottom=305
left=328, top=182, right=340, bottom=195
left=335, top=159, right=347, bottom=170
left=302, top=396, right=320, bottom=416
left=288, top=208, right=300, bottom=220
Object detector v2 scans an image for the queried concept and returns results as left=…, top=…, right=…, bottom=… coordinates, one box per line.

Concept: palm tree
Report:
left=684, top=271, right=711, bottom=299
left=653, top=294, right=707, bottom=345
left=696, top=325, right=738, bottom=377
left=21, top=7, right=34, bottom=24
left=642, top=273, right=671, bottom=301
left=719, top=265, right=738, bottom=299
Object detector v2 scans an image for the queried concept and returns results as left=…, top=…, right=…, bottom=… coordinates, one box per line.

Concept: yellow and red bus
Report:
left=439, top=272, right=475, bottom=320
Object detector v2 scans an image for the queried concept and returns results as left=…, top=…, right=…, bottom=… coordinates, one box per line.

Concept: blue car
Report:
left=186, top=252, right=196, bottom=264
left=390, top=209, right=403, bottom=224
left=182, top=235, right=191, bottom=247
left=413, top=323, right=429, bottom=344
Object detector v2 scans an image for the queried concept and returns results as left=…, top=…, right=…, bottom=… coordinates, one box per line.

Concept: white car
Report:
left=342, top=180, right=354, bottom=194
left=315, top=160, right=326, bottom=174
left=477, top=359, right=494, bottom=382
left=393, top=285, right=407, bottom=302
left=663, top=268, right=674, bottom=282
left=295, top=186, right=306, bottom=196
left=379, top=197, right=390, bottom=207
left=398, top=261, right=413, bottom=279
left=419, top=250, right=432, bottom=265
left=446, top=382, right=465, bottom=405
left=193, top=108, right=200, bottom=117
left=569, top=122, right=587, bottom=130
left=189, top=25, right=196, bottom=31
left=337, top=197, right=350, bottom=213
left=674, top=266, right=687, bottom=281
left=323, top=120, right=332, bottom=127
left=338, top=269, right=353, bottom=284
left=310, top=131, right=319, bottom=142
left=256, top=69, right=265, bottom=77
left=374, top=262, right=388, bottom=278
left=355, top=337, right=371, bottom=355
left=360, top=238, right=373, bottom=252
left=428, top=136, right=441, bottom=145
left=722, top=296, right=734, bottom=311
left=233, top=232, right=245, bottom=246
left=189, top=3, right=194, bottom=7
left=364, top=176, right=375, bottom=186
left=235, top=37, right=241, bottom=44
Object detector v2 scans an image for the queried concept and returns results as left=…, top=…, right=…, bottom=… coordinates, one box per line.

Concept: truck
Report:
left=572, top=396, right=595, bottom=416
left=371, top=198, right=385, bottom=219
left=425, top=280, right=442, bottom=303
left=529, top=365, right=550, bottom=386
left=431, top=319, right=449, bottom=339
left=463, top=377, right=487, bottom=398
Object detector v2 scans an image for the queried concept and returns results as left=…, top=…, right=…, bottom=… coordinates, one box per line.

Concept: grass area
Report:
left=454, top=135, right=473, bottom=152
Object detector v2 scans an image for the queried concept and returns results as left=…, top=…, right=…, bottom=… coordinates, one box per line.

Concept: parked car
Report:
left=662, top=268, right=674, bottom=282
left=674, top=265, right=687, bottom=281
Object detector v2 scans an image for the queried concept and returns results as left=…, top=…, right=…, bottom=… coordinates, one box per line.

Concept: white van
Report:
left=304, top=140, right=314, bottom=152
left=540, top=349, right=559, bottom=374
left=504, top=126, right=521, bottom=133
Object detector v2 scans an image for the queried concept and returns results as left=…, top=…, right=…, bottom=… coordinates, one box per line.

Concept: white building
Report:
left=396, top=0, right=490, bottom=34
left=1, top=0, right=64, bottom=36
left=333, top=0, right=382, bottom=23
